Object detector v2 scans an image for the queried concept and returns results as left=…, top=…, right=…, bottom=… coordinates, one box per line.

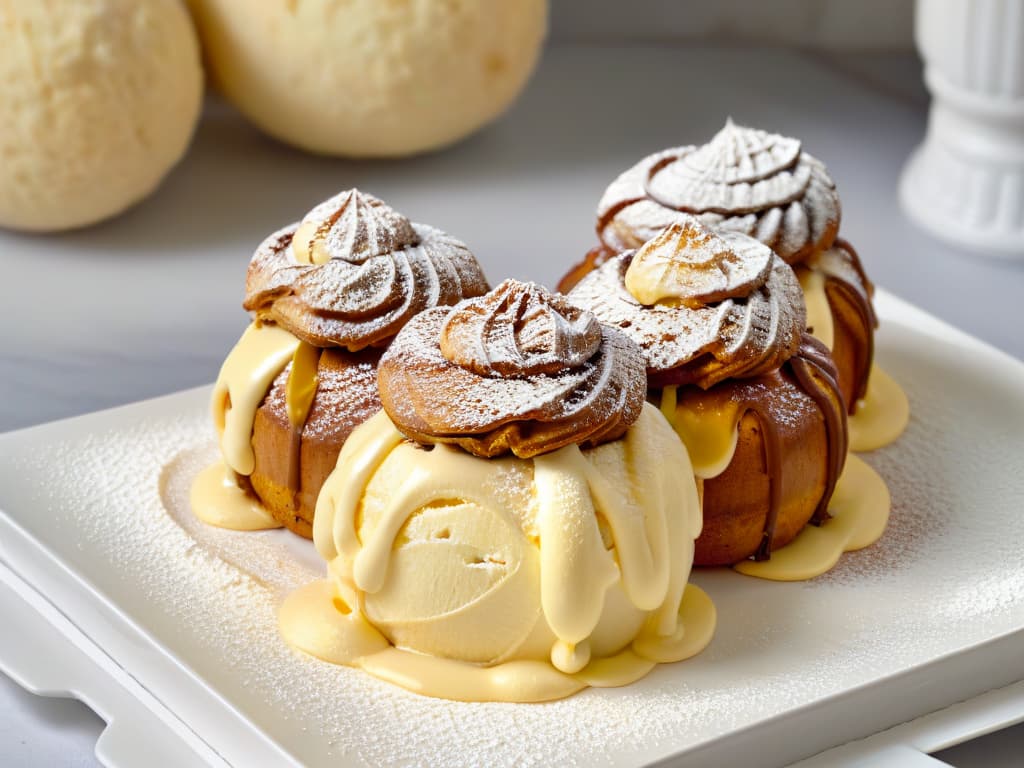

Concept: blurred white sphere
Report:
left=188, top=0, right=547, bottom=158
left=0, top=0, right=203, bottom=232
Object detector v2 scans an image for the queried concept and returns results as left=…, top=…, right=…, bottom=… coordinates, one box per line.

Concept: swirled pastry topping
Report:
left=597, top=121, right=841, bottom=264
left=625, top=219, right=773, bottom=308
left=243, top=190, right=489, bottom=350
left=379, top=280, right=647, bottom=458
left=292, top=189, right=419, bottom=265
left=569, top=220, right=806, bottom=389
left=440, top=280, right=602, bottom=377
left=647, top=119, right=807, bottom=214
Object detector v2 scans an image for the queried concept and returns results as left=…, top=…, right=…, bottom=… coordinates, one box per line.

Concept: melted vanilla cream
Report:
left=189, top=461, right=282, bottom=530
left=798, top=267, right=909, bottom=451
left=848, top=365, right=910, bottom=452
left=658, top=387, right=892, bottom=580
left=734, top=453, right=889, bottom=580
left=192, top=322, right=299, bottom=531
left=211, top=322, right=299, bottom=476
left=280, top=404, right=715, bottom=702
left=659, top=386, right=740, bottom=479
left=797, top=267, right=834, bottom=349
left=280, top=579, right=715, bottom=703
left=285, top=340, right=321, bottom=429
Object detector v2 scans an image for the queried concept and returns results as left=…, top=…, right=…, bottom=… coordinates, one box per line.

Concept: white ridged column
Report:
left=900, top=0, right=1024, bottom=257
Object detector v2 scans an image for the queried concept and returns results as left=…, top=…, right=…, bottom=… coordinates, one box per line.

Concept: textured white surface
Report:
left=1, top=302, right=1024, bottom=766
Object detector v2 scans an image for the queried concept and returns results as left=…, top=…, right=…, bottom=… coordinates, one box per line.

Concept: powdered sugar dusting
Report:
left=379, top=301, right=646, bottom=458
left=244, top=221, right=489, bottom=350
left=624, top=219, right=774, bottom=309
left=5, top=325, right=1024, bottom=766
left=569, top=251, right=805, bottom=388
left=646, top=120, right=809, bottom=215
left=259, top=349, right=382, bottom=443
left=440, top=279, right=603, bottom=378
left=298, top=189, right=419, bottom=265
left=596, top=127, right=841, bottom=263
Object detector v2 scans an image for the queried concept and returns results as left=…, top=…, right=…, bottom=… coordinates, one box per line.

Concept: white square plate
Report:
left=1, top=291, right=1023, bottom=768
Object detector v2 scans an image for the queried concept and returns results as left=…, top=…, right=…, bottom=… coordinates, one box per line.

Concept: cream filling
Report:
left=734, top=453, right=889, bottom=580
left=189, top=461, right=281, bottom=531
left=292, top=220, right=325, bottom=265
left=798, top=267, right=909, bottom=451
left=211, top=322, right=300, bottom=476
left=285, top=340, right=321, bottom=429
left=658, top=387, right=892, bottom=580
left=659, top=385, right=740, bottom=479
left=192, top=322, right=300, bottom=530
left=797, top=267, right=834, bottom=349
left=848, top=365, right=911, bottom=452
left=281, top=403, right=714, bottom=702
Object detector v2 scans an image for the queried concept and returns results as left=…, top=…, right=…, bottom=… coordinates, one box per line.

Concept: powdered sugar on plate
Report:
left=3, top=317, right=1024, bottom=767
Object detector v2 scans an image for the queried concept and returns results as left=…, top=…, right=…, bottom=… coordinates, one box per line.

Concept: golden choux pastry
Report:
left=188, top=0, right=547, bottom=157
left=247, top=347, right=382, bottom=539
left=0, top=0, right=202, bottom=231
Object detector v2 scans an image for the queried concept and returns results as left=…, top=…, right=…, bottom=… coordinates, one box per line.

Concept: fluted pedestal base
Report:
left=901, top=99, right=1024, bottom=258
left=902, top=0, right=1024, bottom=259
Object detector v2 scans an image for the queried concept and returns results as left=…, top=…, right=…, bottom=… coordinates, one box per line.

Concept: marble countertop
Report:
left=1, top=45, right=1023, bottom=767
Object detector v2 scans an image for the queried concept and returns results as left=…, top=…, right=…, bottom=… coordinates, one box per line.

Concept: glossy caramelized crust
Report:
left=243, top=190, right=489, bottom=351
left=688, top=336, right=848, bottom=564
left=249, top=347, right=383, bottom=537
left=378, top=280, right=647, bottom=458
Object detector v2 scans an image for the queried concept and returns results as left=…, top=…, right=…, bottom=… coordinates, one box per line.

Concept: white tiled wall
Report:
left=550, top=0, right=915, bottom=50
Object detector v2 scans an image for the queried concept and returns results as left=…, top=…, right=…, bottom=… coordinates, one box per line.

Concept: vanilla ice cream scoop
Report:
left=188, top=0, right=547, bottom=157
left=277, top=404, right=713, bottom=702
left=0, top=0, right=202, bottom=232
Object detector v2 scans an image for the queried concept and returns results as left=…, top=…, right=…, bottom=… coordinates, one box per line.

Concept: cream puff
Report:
left=558, top=120, right=904, bottom=448
left=569, top=219, right=851, bottom=565
left=193, top=189, right=489, bottom=536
